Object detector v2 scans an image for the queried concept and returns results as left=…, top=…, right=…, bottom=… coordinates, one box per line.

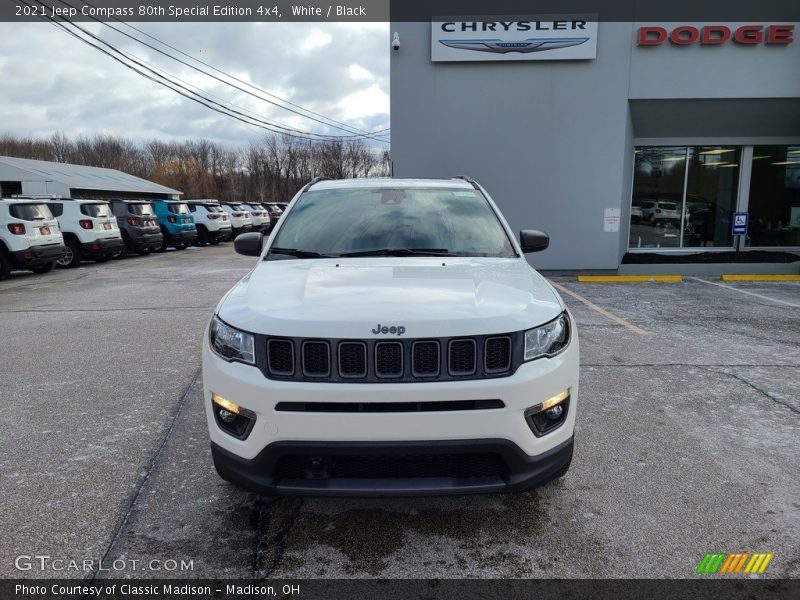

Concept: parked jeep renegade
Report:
left=151, top=199, right=198, bottom=251
left=0, top=198, right=65, bottom=279
left=108, top=199, right=163, bottom=257
left=203, top=178, right=578, bottom=496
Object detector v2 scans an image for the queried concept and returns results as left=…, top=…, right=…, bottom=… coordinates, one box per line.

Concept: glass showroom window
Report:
left=746, top=145, right=800, bottom=248
left=629, top=146, right=740, bottom=249
left=630, top=147, right=686, bottom=249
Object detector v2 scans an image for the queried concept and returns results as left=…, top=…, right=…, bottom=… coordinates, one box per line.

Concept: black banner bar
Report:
left=2, top=0, right=800, bottom=22
left=2, top=579, right=800, bottom=600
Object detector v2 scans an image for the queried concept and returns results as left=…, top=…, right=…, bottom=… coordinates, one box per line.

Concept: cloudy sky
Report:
left=0, top=21, right=389, bottom=148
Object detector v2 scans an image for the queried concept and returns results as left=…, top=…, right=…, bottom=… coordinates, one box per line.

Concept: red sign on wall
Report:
left=638, top=25, right=794, bottom=46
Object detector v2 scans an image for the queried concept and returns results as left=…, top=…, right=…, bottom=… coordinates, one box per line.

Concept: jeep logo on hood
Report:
left=372, top=323, right=406, bottom=336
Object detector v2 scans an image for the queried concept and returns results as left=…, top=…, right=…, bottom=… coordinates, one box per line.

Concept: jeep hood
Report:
left=217, top=257, right=564, bottom=338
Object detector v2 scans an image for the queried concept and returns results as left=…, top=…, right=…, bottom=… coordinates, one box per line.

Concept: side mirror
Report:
left=234, top=232, right=263, bottom=257
left=519, top=229, right=549, bottom=253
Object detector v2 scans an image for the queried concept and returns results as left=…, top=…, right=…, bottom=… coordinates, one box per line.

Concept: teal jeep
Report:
left=151, top=200, right=198, bottom=251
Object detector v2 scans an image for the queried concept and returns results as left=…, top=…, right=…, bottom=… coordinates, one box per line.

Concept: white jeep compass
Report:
left=203, top=177, right=579, bottom=496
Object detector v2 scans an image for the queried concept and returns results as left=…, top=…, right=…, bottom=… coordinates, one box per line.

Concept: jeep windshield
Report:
left=128, top=203, right=154, bottom=216
left=10, top=203, right=53, bottom=221
left=167, top=203, right=190, bottom=214
left=268, top=187, right=517, bottom=259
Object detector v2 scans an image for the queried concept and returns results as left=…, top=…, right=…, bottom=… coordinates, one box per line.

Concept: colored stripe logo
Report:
left=696, top=552, right=773, bottom=574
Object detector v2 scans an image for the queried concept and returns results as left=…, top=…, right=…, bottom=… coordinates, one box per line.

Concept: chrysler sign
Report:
left=431, top=18, right=598, bottom=62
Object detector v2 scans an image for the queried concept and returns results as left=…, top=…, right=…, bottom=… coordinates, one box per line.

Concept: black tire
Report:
left=57, top=240, right=81, bottom=268
left=94, top=255, right=112, bottom=263
left=0, top=252, right=12, bottom=280
left=113, top=238, right=129, bottom=259
left=158, top=230, right=169, bottom=253
left=30, top=261, right=56, bottom=274
left=174, top=242, right=188, bottom=250
left=196, top=225, right=209, bottom=246
left=136, top=247, right=152, bottom=256
left=209, top=238, right=221, bottom=245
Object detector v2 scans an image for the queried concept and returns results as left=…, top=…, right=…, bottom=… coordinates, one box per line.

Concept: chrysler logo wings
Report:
left=439, top=37, right=589, bottom=54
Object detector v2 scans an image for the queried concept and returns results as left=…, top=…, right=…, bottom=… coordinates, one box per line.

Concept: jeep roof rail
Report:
left=453, top=176, right=480, bottom=190
left=301, top=176, right=330, bottom=192
left=11, top=194, right=65, bottom=199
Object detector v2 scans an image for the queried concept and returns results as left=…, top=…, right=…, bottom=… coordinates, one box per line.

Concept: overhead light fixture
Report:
left=718, top=164, right=739, bottom=168
left=702, top=161, right=727, bottom=166
left=699, top=148, right=736, bottom=155
left=770, top=161, right=800, bottom=166
left=661, top=156, right=686, bottom=162
left=752, top=156, right=772, bottom=160
left=787, top=150, right=800, bottom=154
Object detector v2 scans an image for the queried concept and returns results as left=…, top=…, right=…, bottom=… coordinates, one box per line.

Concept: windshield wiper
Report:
left=339, top=248, right=456, bottom=258
left=268, top=247, right=337, bottom=259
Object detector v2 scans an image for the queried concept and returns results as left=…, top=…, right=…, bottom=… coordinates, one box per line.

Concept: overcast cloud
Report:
left=0, top=21, right=389, bottom=147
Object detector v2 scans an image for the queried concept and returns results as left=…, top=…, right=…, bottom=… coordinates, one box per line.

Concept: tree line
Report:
left=0, top=132, right=391, bottom=201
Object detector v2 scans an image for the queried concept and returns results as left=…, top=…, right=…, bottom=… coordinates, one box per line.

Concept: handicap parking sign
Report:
left=732, top=212, right=748, bottom=236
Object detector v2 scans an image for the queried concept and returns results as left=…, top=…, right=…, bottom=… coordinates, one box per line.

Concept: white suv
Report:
left=0, top=198, right=65, bottom=279
left=203, top=177, right=579, bottom=496
left=47, top=199, right=123, bottom=268
left=241, top=203, right=272, bottom=233
left=188, top=199, right=233, bottom=245
left=220, top=203, right=253, bottom=237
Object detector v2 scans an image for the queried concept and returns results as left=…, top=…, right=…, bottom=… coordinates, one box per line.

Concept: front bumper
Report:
left=202, top=329, right=579, bottom=495
left=211, top=436, right=573, bottom=497
left=80, top=237, right=124, bottom=258
left=11, top=243, right=66, bottom=267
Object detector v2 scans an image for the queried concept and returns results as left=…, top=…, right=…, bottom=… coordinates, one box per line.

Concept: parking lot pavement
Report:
left=0, top=247, right=254, bottom=579
left=2, top=257, right=799, bottom=579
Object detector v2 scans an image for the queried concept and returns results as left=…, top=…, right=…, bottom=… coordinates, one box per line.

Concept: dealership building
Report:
left=390, top=19, right=800, bottom=271
left=0, top=156, right=181, bottom=201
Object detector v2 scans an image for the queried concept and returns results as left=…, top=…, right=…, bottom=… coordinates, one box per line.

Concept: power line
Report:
left=62, top=0, right=390, bottom=142
left=25, top=0, right=390, bottom=143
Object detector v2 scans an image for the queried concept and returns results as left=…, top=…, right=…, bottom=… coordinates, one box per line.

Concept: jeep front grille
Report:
left=258, top=334, right=519, bottom=383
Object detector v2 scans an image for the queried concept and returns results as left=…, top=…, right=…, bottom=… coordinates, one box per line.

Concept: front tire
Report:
left=136, top=247, right=152, bottom=256
left=196, top=225, right=209, bottom=246
left=158, top=230, right=169, bottom=253
left=30, top=261, right=56, bottom=274
left=57, top=240, right=81, bottom=268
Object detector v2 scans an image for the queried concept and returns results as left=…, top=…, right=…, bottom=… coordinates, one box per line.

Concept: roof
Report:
left=310, top=177, right=475, bottom=191
left=0, top=155, right=182, bottom=196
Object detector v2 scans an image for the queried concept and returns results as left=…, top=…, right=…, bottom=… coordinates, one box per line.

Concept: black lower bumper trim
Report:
left=211, top=436, right=573, bottom=497
left=80, top=237, right=124, bottom=257
left=11, top=243, right=66, bottom=267
left=208, top=228, right=232, bottom=241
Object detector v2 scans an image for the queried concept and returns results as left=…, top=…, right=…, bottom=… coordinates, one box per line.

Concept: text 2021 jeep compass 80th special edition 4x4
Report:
left=203, top=177, right=578, bottom=496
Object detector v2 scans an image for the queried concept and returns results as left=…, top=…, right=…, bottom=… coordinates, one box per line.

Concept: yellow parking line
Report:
left=721, top=274, right=800, bottom=282
left=549, top=281, right=648, bottom=335
left=688, top=277, right=800, bottom=309
left=577, top=275, right=682, bottom=283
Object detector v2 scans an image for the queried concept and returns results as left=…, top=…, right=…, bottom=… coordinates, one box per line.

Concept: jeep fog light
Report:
left=525, top=389, right=570, bottom=437
left=212, top=393, right=256, bottom=439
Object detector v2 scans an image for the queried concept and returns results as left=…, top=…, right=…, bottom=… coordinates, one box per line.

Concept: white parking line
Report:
left=548, top=280, right=648, bottom=335
left=688, top=277, right=800, bottom=309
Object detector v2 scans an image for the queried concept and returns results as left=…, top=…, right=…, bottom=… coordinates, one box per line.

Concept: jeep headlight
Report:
left=209, top=315, right=255, bottom=365
left=524, top=312, right=570, bottom=361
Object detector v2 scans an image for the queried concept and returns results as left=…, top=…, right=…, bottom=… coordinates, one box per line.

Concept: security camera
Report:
left=392, top=32, right=400, bottom=51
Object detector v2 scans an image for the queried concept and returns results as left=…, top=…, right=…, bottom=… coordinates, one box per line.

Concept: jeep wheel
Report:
left=0, top=253, right=11, bottom=280
left=30, top=261, right=56, bottom=274
left=112, top=244, right=128, bottom=259
left=57, top=241, right=81, bottom=268
left=196, top=226, right=209, bottom=246
left=158, top=233, right=169, bottom=253
left=174, top=242, right=188, bottom=250
left=136, top=247, right=152, bottom=256
left=209, top=238, right=221, bottom=245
